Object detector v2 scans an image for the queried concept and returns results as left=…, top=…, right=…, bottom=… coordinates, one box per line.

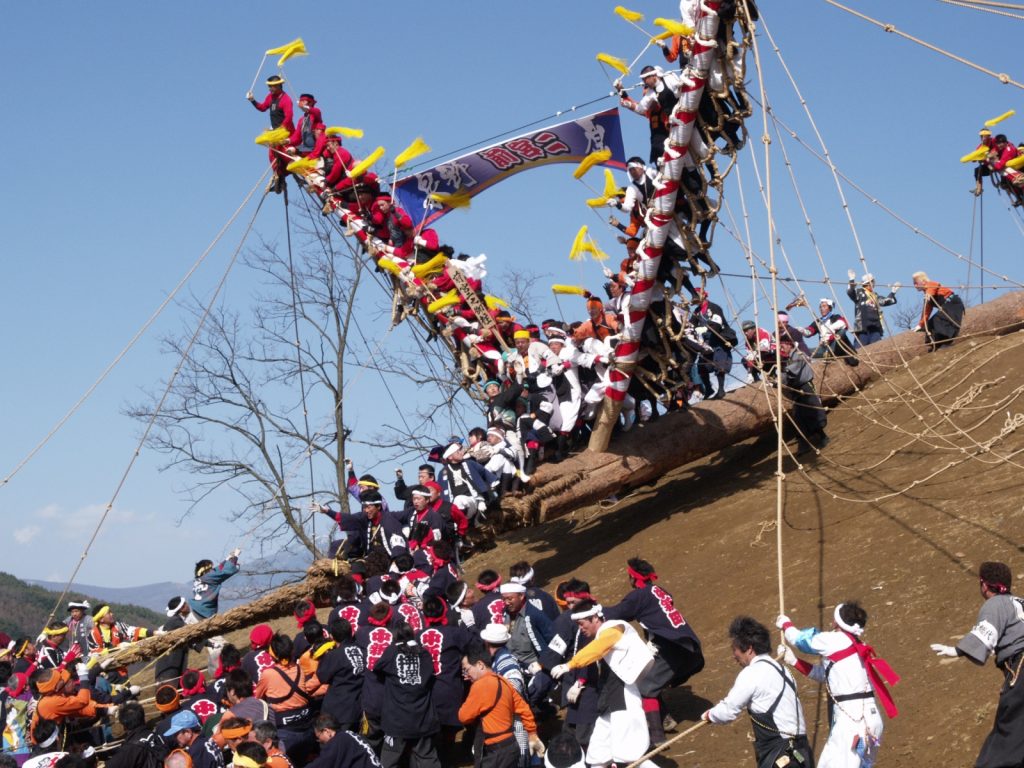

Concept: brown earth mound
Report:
left=472, top=329, right=1024, bottom=766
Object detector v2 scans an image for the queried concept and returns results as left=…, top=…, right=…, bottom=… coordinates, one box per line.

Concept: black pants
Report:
left=926, top=295, right=965, bottom=349
left=976, top=654, right=1024, bottom=768
left=476, top=736, right=520, bottom=768
left=755, top=734, right=814, bottom=768
left=381, top=734, right=441, bottom=768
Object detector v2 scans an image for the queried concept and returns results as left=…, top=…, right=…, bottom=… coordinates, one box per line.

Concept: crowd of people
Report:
left=4, top=536, right=1020, bottom=768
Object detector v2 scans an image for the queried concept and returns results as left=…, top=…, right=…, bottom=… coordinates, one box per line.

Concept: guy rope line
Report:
left=951, top=0, right=1024, bottom=8
left=1, top=170, right=270, bottom=490
left=936, top=0, right=1024, bottom=21
left=40, top=183, right=271, bottom=634
left=822, top=0, right=1024, bottom=89
left=622, top=720, right=708, bottom=768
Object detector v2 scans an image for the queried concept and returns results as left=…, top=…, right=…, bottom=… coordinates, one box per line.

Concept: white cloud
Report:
left=13, top=525, right=40, bottom=544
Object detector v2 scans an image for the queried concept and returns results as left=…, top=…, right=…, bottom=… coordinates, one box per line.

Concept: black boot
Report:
left=713, top=372, right=727, bottom=399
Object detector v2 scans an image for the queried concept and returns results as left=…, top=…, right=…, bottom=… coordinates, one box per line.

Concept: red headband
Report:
left=476, top=576, right=502, bottom=592
left=295, top=602, right=317, bottom=628
left=424, top=611, right=448, bottom=626
left=982, top=579, right=1010, bottom=595
left=368, top=607, right=393, bottom=627
left=562, top=591, right=594, bottom=602
left=180, top=671, right=206, bottom=697
left=627, top=565, right=657, bottom=584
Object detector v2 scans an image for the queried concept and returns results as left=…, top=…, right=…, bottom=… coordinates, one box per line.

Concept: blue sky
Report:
left=2, top=2, right=1021, bottom=586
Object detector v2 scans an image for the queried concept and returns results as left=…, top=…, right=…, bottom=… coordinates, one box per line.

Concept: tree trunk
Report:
left=505, top=291, right=1024, bottom=524
left=104, top=559, right=347, bottom=667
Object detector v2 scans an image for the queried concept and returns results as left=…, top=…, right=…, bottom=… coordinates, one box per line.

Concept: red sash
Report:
left=828, top=632, right=900, bottom=718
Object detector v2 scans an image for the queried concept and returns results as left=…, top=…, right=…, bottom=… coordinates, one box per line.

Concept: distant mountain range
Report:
left=0, top=572, right=162, bottom=640
left=26, top=550, right=314, bottom=615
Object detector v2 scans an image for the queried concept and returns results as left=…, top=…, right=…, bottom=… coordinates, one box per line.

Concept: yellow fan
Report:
left=985, top=110, right=1015, bottom=127
left=326, top=126, right=364, bottom=139
left=265, top=38, right=307, bottom=67
left=1006, top=154, right=1024, bottom=170
left=614, top=6, right=644, bottom=22
left=348, top=146, right=385, bottom=179
left=255, top=127, right=290, bottom=146
left=285, top=157, right=318, bottom=173
left=596, top=53, right=630, bottom=77
left=411, top=253, right=449, bottom=278
left=654, top=18, right=694, bottom=37
left=652, top=30, right=674, bottom=42
left=960, top=147, right=989, bottom=163
left=427, top=291, right=461, bottom=314
left=394, top=137, right=431, bottom=169
left=569, top=226, right=589, bottom=261
left=429, top=189, right=473, bottom=209
left=484, top=295, right=509, bottom=310
left=377, top=258, right=401, bottom=276
left=552, top=284, right=588, bottom=296
left=573, top=148, right=613, bottom=180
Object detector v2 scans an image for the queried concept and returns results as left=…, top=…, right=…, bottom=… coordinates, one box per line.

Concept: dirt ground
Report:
left=465, top=330, right=1024, bottom=766
left=171, top=331, right=1024, bottom=766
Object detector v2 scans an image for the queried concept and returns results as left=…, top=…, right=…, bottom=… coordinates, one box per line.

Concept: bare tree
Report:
left=129, top=202, right=469, bottom=561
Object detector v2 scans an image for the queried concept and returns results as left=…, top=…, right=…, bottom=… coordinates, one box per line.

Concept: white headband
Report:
left=166, top=597, right=187, bottom=617
left=570, top=603, right=603, bottom=621
left=499, top=583, right=526, bottom=594
left=510, top=568, right=534, bottom=585
left=834, top=604, right=864, bottom=637
left=452, top=582, right=468, bottom=608
left=627, top=160, right=645, bottom=170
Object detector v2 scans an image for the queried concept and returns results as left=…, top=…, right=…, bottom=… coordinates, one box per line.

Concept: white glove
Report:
left=154, top=628, right=167, bottom=636
left=106, top=704, right=119, bottom=719
left=607, top=198, right=620, bottom=209
left=891, top=281, right=902, bottom=292
left=567, top=679, right=584, bottom=704
left=99, top=656, right=116, bottom=670
left=913, top=324, right=924, bottom=332
left=550, top=663, right=570, bottom=680
left=76, top=663, right=89, bottom=679
left=848, top=269, right=856, bottom=280
left=602, top=266, right=614, bottom=278
left=345, top=458, right=353, bottom=467
left=931, top=643, right=958, bottom=657
left=777, top=644, right=797, bottom=666
left=646, top=640, right=660, bottom=657
left=528, top=735, right=545, bottom=757
left=229, top=548, right=241, bottom=559
left=775, top=614, right=791, bottom=630
left=129, top=685, right=142, bottom=696
left=527, top=662, right=542, bottom=676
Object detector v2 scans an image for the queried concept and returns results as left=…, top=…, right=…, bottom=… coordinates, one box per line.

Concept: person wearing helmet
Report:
left=846, top=271, right=899, bottom=347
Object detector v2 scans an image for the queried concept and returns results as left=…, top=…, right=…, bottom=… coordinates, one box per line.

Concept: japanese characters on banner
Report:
left=395, top=108, right=627, bottom=228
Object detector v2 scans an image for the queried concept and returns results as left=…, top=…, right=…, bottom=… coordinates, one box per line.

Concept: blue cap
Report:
left=163, top=710, right=200, bottom=737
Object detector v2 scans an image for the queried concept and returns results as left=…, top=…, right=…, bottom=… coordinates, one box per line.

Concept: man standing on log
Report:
left=930, top=561, right=1024, bottom=768
left=190, top=550, right=241, bottom=620
left=603, top=558, right=704, bottom=746
left=778, top=338, right=829, bottom=456
left=701, top=616, right=814, bottom=768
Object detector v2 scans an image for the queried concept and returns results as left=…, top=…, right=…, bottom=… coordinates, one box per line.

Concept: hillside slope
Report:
left=0, top=573, right=162, bottom=640
left=466, top=330, right=1024, bottom=767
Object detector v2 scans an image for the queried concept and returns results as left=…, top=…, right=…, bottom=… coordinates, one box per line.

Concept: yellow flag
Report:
left=984, top=109, right=1016, bottom=127
left=394, top=137, right=432, bottom=169
left=601, top=168, right=618, bottom=198
left=652, top=30, right=674, bottom=42
left=348, top=146, right=385, bottom=179
left=1006, top=154, right=1024, bottom=170
left=429, top=189, right=472, bottom=209
left=596, top=53, right=630, bottom=77
left=552, top=284, right=588, bottom=296
left=960, top=147, right=989, bottom=163
left=377, top=257, right=402, bottom=276
left=484, top=295, right=509, bottom=310
left=586, top=197, right=608, bottom=207
left=254, top=127, right=290, bottom=146
left=654, top=18, right=694, bottom=36
left=569, top=226, right=589, bottom=261
left=266, top=38, right=307, bottom=67
left=326, top=126, right=364, bottom=139
left=411, top=253, right=449, bottom=278
left=584, top=238, right=609, bottom=261
left=285, top=157, right=318, bottom=173
left=427, top=291, right=461, bottom=314
left=573, top=148, right=613, bottom=180
left=614, top=6, right=644, bottom=22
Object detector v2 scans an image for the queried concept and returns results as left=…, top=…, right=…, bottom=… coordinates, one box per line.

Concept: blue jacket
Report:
left=188, top=558, right=239, bottom=619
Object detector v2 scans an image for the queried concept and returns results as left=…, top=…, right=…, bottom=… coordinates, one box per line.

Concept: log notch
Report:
left=104, top=559, right=347, bottom=667
left=507, top=291, right=1024, bottom=523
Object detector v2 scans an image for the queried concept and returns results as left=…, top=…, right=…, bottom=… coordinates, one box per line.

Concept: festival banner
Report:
left=394, top=108, right=626, bottom=228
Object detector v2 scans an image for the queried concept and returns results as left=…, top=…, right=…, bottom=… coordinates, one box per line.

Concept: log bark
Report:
left=505, top=291, right=1024, bottom=524
left=105, top=559, right=347, bottom=667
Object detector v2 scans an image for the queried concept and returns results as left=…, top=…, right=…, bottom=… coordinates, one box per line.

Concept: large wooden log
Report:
left=104, top=559, right=347, bottom=667
left=506, top=291, right=1024, bottom=524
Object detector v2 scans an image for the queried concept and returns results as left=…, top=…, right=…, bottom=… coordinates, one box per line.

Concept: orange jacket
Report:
left=253, top=663, right=310, bottom=713
left=458, top=671, right=535, bottom=745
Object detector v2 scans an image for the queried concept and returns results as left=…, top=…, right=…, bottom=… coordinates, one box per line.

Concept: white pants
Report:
left=585, top=683, right=656, bottom=767
left=818, top=699, right=883, bottom=768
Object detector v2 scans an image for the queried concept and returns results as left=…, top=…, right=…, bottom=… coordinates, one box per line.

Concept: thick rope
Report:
left=823, top=0, right=1024, bottom=89
left=1, top=171, right=270, bottom=490
left=937, top=0, right=1024, bottom=20
left=40, top=184, right=270, bottom=634
left=623, top=720, right=707, bottom=768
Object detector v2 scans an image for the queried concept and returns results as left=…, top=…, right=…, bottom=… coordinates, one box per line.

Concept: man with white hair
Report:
left=550, top=599, right=658, bottom=768
left=846, top=270, right=899, bottom=347
left=777, top=602, right=899, bottom=767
